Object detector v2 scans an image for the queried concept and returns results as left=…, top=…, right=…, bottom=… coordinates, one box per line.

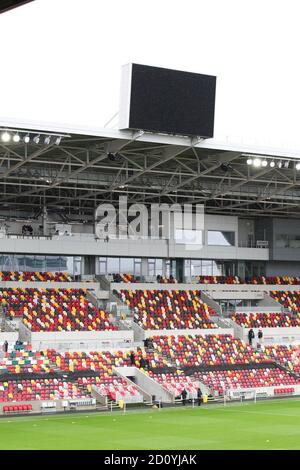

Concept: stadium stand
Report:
left=119, top=290, right=218, bottom=330
left=271, top=291, right=300, bottom=314
left=0, top=271, right=72, bottom=282
left=264, top=344, right=300, bottom=374
left=231, top=312, right=300, bottom=328
left=0, top=288, right=117, bottom=331
left=198, top=275, right=300, bottom=285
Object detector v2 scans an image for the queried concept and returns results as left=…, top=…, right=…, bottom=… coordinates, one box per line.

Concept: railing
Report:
left=238, top=240, right=269, bottom=248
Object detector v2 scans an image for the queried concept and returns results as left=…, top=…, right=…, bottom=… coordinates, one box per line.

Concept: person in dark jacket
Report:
left=248, top=328, right=255, bottom=346
left=181, top=388, right=187, bottom=406
left=197, top=387, right=202, bottom=406
left=3, top=340, right=8, bottom=353
left=257, top=328, right=263, bottom=348
left=130, top=351, right=135, bottom=366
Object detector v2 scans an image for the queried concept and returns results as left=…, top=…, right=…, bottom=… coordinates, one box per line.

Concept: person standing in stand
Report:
left=248, top=328, right=255, bottom=346
left=257, top=328, right=263, bottom=348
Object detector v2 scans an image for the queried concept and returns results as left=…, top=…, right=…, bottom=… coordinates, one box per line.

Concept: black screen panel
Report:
left=128, top=64, right=216, bottom=138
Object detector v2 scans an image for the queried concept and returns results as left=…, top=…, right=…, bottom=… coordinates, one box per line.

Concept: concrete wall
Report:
left=143, top=328, right=234, bottom=338
left=19, top=323, right=134, bottom=350
left=0, top=234, right=269, bottom=261
left=0, top=332, right=18, bottom=344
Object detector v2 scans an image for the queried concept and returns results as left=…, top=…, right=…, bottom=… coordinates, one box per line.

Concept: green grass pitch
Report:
left=0, top=398, right=300, bottom=450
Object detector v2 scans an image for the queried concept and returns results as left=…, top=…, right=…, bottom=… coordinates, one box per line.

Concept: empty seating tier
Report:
left=271, top=291, right=300, bottom=315
left=1, top=288, right=117, bottom=331
left=142, top=334, right=270, bottom=367
left=0, top=271, right=72, bottom=282
left=264, top=344, right=300, bottom=374
left=231, top=312, right=300, bottom=328
left=120, top=290, right=218, bottom=330
left=193, top=368, right=299, bottom=395
left=0, top=378, right=84, bottom=402
left=198, top=275, right=300, bottom=285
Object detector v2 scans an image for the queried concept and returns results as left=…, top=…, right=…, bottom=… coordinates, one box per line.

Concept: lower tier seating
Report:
left=0, top=378, right=84, bottom=402
left=264, top=344, right=300, bottom=374
left=193, top=368, right=298, bottom=395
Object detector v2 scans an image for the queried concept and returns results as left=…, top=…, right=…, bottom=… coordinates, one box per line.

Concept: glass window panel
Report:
left=207, top=231, right=235, bottom=246
left=107, top=257, right=120, bottom=274
left=99, top=257, right=107, bottom=275
left=148, top=258, right=155, bottom=277
left=212, top=261, right=223, bottom=276
left=24, top=255, right=35, bottom=271
left=34, top=256, right=46, bottom=271
left=155, top=259, right=163, bottom=276
left=120, top=258, right=134, bottom=274
left=15, top=255, right=26, bottom=271
left=202, top=260, right=213, bottom=276
left=191, top=259, right=202, bottom=276
left=73, top=257, right=82, bottom=276
left=134, top=259, right=141, bottom=276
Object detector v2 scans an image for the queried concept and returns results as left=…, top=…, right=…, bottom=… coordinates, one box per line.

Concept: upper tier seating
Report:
left=156, top=276, right=177, bottom=284
left=231, top=312, right=300, bottom=328
left=264, top=344, right=300, bottom=374
left=198, top=275, right=240, bottom=284
left=1, top=288, right=117, bottom=331
left=0, top=271, right=72, bottom=282
left=112, top=274, right=138, bottom=283
left=271, top=291, right=300, bottom=315
left=120, top=290, right=218, bottom=330
left=198, top=275, right=300, bottom=285
left=142, top=334, right=270, bottom=367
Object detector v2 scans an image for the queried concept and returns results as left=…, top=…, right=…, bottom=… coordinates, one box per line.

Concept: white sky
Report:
left=0, top=0, right=300, bottom=149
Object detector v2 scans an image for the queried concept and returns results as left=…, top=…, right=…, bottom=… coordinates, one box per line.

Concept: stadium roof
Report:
left=0, top=117, right=300, bottom=220
left=0, top=1, right=33, bottom=14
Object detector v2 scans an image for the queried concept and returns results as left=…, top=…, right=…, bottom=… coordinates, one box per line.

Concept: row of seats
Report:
left=198, top=275, right=300, bottom=285
left=274, top=388, right=295, bottom=394
left=1, top=288, right=117, bottom=331
left=231, top=312, right=300, bottom=328
left=3, top=404, right=32, bottom=413
left=112, top=274, right=138, bottom=283
left=119, top=290, right=218, bottom=330
left=0, top=271, right=72, bottom=282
